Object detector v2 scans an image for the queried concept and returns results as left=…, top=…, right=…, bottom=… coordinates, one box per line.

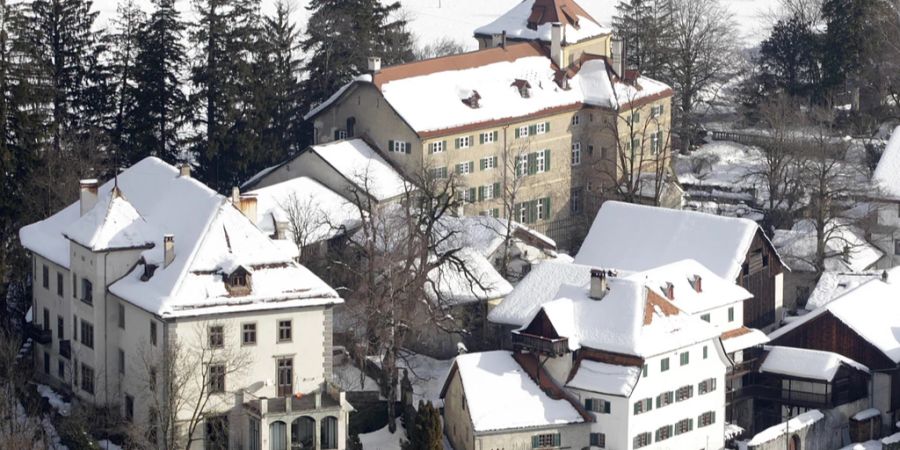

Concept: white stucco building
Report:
left=20, top=157, right=351, bottom=450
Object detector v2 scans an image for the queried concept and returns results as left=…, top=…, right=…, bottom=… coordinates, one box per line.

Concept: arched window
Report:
left=321, top=416, right=339, bottom=449
left=291, top=416, right=316, bottom=449
left=269, top=421, right=287, bottom=450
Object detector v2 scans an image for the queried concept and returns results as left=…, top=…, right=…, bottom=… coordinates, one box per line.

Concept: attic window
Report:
left=224, top=266, right=252, bottom=296
left=511, top=79, right=531, bottom=98
left=462, top=91, right=481, bottom=109
left=140, top=264, right=158, bottom=282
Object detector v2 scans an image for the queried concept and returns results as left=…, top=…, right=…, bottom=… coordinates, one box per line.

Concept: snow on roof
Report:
left=575, top=201, right=765, bottom=280
left=747, top=410, right=824, bottom=446
left=20, top=157, right=340, bottom=317
left=310, top=139, right=409, bottom=201
left=473, top=0, right=609, bottom=44
left=721, top=328, right=769, bottom=354
left=759, top=346, right=869, bottom=381
left=62, top=188, right=157, bottom=252
left=488, top=261, right=592, bottom=326
left=883, top=432, right=900, bottom=445
left=769, top=266, right=900, bottom=363
left=633, top=259, right=753, bottom=315
left=247, top=176, right=359, bottom=244
left=526, top=275, right=721, bottom=357
left=566, top=360, right=640, bottom=396
left=772, top=219, right=882, bottom=273
left=873, top=125, right=900, bottom=200
left=853, top=408, right=881, bottom=421
left=806, top=271, right=883, bottom=312
left=426, top=248, right=513, bottom=305
left=450, top=350, right=585, bottom=432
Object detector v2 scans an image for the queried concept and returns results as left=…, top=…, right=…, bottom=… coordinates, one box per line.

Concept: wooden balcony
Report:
left=511, top=331, right=569, bottom=357
left=728, top=385, right=832, bottom=409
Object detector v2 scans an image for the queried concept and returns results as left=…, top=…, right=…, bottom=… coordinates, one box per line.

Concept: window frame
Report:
left=208, top=364, right=226, bottom=394
left=571, top=142, right=581, bottom=166
left=277, top=319, right=293, bottom=343
left=208, top=325, right=225, bottom=349
left=80, top=320, right=94, bottom=349
left=242, top=323, right=257, bottom=346
left=81, top=363, right=95, bottom=394
left=660, top=357, right=670, bottom=372
left=81, top=278, right=93, bottom=305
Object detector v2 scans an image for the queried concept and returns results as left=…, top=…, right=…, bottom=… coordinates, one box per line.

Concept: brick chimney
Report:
left=589, top=269, right=609, bottom=300
left=239, top=194, right=258, bottom=225
left=163, top=234, right=175, bottom=268
left=692, top=274, right=702, bottom=293
left=79, top=179, right=99, bottom=216
left=550, top=22, right=563, bottom=67
left=664, top=282, right=674, bottom=300
left=501, top=30, right=507, bottom=49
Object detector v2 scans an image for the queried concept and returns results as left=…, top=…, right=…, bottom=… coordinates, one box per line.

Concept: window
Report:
left=589, top=432, right=605, bottom=447
left=118, top=349, right=125, bottom=374
left=430, top=141, right=445, bottom=153
left=336, top=129, right=348, bottom=140
left=536, top=198, right=545, bottom=221
left=455, top=161, right=474, bottom=175
left=728, top=307, right=735, bottom=322
left=516, top=125, right=529, bottom=138
left=651, top=104, right=664, bottom=118
left=703, top=345, right=709, bottom=359
left=43, top=308, right=49, bottom=331
left=430, top=167, right=448, bottom=179
left=43, top=351, right=50, bottom=374
left=700, top=313, right=710, bottom=322
left=58, top=360, right=65, bottom=379
left=57, top=316, right=64, bottom=341
left=642, top=364, right=648, bottom=377
left=516, top=155, right=528, bottom=177
left=480, top=131, right=497, bottom=144
left=150, top=321, right=157, bottom=346
left=699, top=378, right=717, bottom=394
left=676, top=385, right=694, bottom=401
left=630, top=112, right=641, bottom=124
left=572, top=114, right=581, bottom=126
left=655, top=425, right=673, bottom=441
left=242, top=323, right=257, bottom=346
left=390, top=140, right=409, bottom=153
left=699, top=411, right=716, bottom=427
left=208, top=325, right=224, bottom=348
left=633, top=432, right=652, bottom=448
left=633, top=397, right=653, bottom=415
left=531, top=433, right=560, bottom=448
left=42, top=264, right=49, bottom=289
left=661, top=357, right=670, bottom=372
left=478, top=183, right=499, bottom=202
left=118, top=304, right=125, bottom=329
left=650, top=130, right=664, bottom=153
left=125, top=395, right=134, bottom=421
left=585, top=398, right=611, bottom=414
left=680, top=351, right=690, bottom=366
left=455, top=136, right=471, bottom=149
left=80, top=320, right=94, bottom=349
left=277, top=357, right=293, bottom=397
left=205, top=415, right=229, bottom=450
left=656, top=391, right=674, bottom=408
left=675, top=418, right=693, bottom=435
left=209, top=364, right=226, bottom=393
left=518, top=202, right=529, bottom=223
left=895, top=240, right=900, bottom=256
left=278, top=320, right=292, bottom=342
left=569, top=188, right=582, bottom=215
left=535, top=150, right=547, bottom=173
left=56, top=272, right=63, bottom=297
left=81, top=278, right=93, bottom=305
left=81, top=364, right=94, bottom=394
left=571, top=142, right=581, bottom=166
left=479, top=155, right=498, bottom=170
left=535, top=122, right=548, bottom=134
left=150, top=366, right=157, bottom=391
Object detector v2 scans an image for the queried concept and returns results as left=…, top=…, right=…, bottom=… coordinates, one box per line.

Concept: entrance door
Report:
left=277, top=357, right=293, bottom=397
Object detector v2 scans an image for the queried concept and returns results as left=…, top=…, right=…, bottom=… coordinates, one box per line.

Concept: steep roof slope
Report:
left=474, top=0, right=609, bottom=43
left=575, top=201, right=765, bottom=280
left=309, top=139, right=409, bottom=201
left=488, top=261, right=592, bottom=326
left=873, top=125, right=900, bottom=200
left=772, top=219, right=882, bottom=273
left=63, top=188, right=157, bottom=252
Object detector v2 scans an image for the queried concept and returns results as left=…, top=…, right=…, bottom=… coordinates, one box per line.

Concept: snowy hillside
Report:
left=89, top=0, right=781, bottom=51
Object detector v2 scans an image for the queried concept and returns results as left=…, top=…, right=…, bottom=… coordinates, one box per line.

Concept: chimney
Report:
left=692, top=275, right=702, bottom=293
left=589, top=269, right=609, bottom=300
left=231, top=186, right=240, bottom=206
left=610, top=37, right=625, bottom=77
left=274, top=220, right=289, bottom=240
left=550, top=22, right=563, bottom=67
left=664, top=282, right=675, bottom=300
left=179, top=163, right=191, bottom=178
left=79, top=179, right=99, bottom=216
left=163, top=234, right=175, bottom=268
left=883, top=270, right=889, bottom=283
left=491, top=33, right=502, bottom=48
left=501, top=30, right=507, bottom=49
left=367, top=56, right=382, bottom=74
left=238, top=194, right=258, bottom=225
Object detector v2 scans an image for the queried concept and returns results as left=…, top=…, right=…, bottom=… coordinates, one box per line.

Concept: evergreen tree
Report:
left=131, top=0, right=187, bottom=165
left=821, top=0, right=877, bottom=94
left=757, top=15, right=823, bottom=102
left=257, top=0, right=303, bottom=159
left=300, top=0, right=414, bottom=115
left=107, top=0, right=145, bottom=164
left=402, top=401, right=442, bottom=450
left=613, top=0, right=673, bottom=78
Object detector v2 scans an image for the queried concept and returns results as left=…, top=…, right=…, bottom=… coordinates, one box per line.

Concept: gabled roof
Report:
left=21, top=157, right=341, bottom=317
left=772, top=219, right=882, bottom=273
left=473, top=0, right=610, bottom=44
left=634, top=259, right=753, bottom=315
left=805, top=271, right=883, bottom=312
left=488, top=261, right=592, bottom=326
left=63, top=188, right=157, bottom=252
left=873, top=125, right=900, bottom=200
left=309, top=139, right=410, bottom=201
left=720, top=327, right=769, bottom=354
left=439, top=351, right=587, bottom=433
left=769, top=266, right=900, bottom=364
left=759, top=345, right=869, bottom=381
left=575, top=201, right=780, bottom=280
left=565, top=359, right=641, bottom=397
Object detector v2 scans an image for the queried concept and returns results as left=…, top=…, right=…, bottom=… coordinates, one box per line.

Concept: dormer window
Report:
left=224, top=266, right=252, bottom=296
left=462, top=91, right=481, bottom=109
left=511, top=79, right=531, bottom=98
left=141, top=264, right=158, bottom=282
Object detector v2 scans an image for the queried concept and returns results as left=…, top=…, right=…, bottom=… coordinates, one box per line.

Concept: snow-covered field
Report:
left=89, top=0, right=781, bottom=50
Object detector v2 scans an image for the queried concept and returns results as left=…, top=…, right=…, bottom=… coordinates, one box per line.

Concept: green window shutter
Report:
left=545, top=121, right=550, bottom=132
left=492, top=156, right=498, bottom=167
left=493, top=182, right=500, bottom=196
left=479, top=133, right=484, bottom=144
left=543, top=197, right=551, bottom=220
left=479, top=158, right=485, bottom=170
left=604, top=401, right=611, bottom=413
left=493, top=131, right=498, bottom=141
left=647, top=398, right=653, bottom=411
left=528, top=152, right=537, bottom=175
left=389, top=140, right=395, bottom=152
left=634, top=402, right=640, bottom=415
left=660, top=104, right=664, bottom=115
left=454, top=138, right=460, bottom=149
left=478, top=186, right=485, bottom=201
left=529, top=124, right=536, bottom=135
left=532, top=436, right=539, bottom=449
left=442, top=140, right=447, bottom=151
left=515, top=127, right=521, bottom=138
left=553, top=434, right=561, bottom=446
left=468, top=188, right=476, bottom=203
left=455, top=164, right=461, bottom=174
left=406, top=142, right=411, bottom=154
left=528, top=200, right=537, bottom=223
left=544, top=149, right=551, bottom=171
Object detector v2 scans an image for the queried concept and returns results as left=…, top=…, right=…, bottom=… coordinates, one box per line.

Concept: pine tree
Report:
left=402, top=401, right=442, bottom=450
left=107, top=0, right=145, bottom=164
left=821, top=0, right=876, bottom=94
left=300, top=0, right=414, bottom=115
left=757, top=15, right=823, bottom=103
left=613, top=0, right=673, bottom=78
left=131, top=0, right=187, bottom=165
left=257, top=0, right=303, bottom=159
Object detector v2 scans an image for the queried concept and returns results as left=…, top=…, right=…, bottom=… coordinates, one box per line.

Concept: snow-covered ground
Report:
left=359, top=424, right=406, bottom=450
left=34, top=383, right=72, bottom=417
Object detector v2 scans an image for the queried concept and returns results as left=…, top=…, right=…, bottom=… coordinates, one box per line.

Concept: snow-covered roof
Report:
left=62, top=188, right=157, bottom=252
left=20, top=157, right=341, bottom=317
left=806, top=271, right=883, bottom=312
left=769, top=266, right=900, bottom=363
left=309, top=139, right=409, bottom=201
left=759, top=346, right=869, bottom=381
left=632, top=259, right=753, bottom=315
left=853, top=408, right=881, bottom=421
left=488, top=261, right=592, bottom=326
left=522, top=272, right=721, bottom=357
left=446, top=351, right=585, bottom=432
left=747, top=410, right=824, bottom=446
left=247, top=176, right=359, bottom=245
left=426, top=248, right=513, bottom=305
left=873, top=125, right=900, bottom=200
left=575, top=201, right=769, bottom=280
left=473, top=0, right=609, bottom=44
left=721, top=327, right=769, bottom=354
left=772, top=219, right=882, bottom=273
left=566, top=360, right=640, bottom=397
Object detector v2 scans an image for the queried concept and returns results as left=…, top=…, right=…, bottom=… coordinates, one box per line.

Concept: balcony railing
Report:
left=728, top=385, right=831, bottom=408
left=27, top=324, right=52, bottom=345
left=511, top=332, right=569, bottom=357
